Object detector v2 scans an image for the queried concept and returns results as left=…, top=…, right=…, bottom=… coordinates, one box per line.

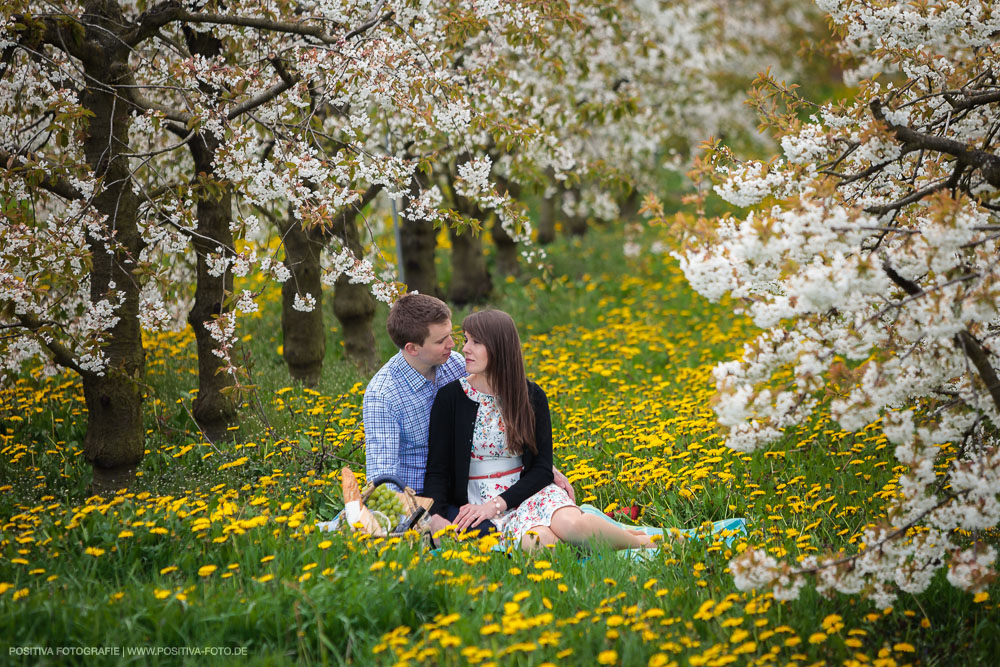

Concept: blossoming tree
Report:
left=648, top=0, right=1000, bottom=604
left=0, top=0, right=572, bottom=489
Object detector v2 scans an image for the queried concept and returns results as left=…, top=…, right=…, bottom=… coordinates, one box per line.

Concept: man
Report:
left=363, top=293, right=574, bottom=534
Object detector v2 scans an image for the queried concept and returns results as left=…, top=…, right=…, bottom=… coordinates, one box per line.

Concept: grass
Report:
left=1, top=220, right=998, bottom=666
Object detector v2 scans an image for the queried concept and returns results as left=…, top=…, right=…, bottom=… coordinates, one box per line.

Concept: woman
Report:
left=424, top=309, right=655, bottom=552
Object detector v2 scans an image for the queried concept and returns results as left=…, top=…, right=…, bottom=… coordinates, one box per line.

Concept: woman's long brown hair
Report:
left=463, top=310, right=536, bottom=455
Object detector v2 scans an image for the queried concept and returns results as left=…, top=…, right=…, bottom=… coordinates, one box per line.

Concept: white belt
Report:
left=469, top=456, right=523, bottom=479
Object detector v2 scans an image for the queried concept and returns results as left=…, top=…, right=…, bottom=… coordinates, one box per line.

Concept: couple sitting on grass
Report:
left=364, top=294, right=658, bottom=552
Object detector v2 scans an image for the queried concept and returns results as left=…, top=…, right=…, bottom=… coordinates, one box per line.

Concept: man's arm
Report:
left=553, top=467, right=575, bottom=503
left=363, top=395, right=403, bottom=491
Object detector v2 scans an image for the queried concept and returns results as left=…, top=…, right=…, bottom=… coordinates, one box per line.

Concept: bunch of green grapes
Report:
left=367, top=485, right=407, bottom=530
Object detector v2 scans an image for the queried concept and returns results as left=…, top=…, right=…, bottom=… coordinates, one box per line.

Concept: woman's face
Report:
left=461, top=331, right=488, bottom=375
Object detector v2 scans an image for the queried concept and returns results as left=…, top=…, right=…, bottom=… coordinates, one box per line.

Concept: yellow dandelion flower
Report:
left=894, top=643, right=915, bottom=653
left=255, top=574, right=274, bottom=583
left=597, top=650, right=618, bottom=665
left=198, top=564, right=217, bottom=577
left=13, top=588, right=29, bottom=601
left=318, top=540, right=332, bottom=550
left=160, top=566, right=178, bottom=575
left=118, top=530, right=133, bottom=538
left=153, top=589, right=171, bottom=599
left=84, top=547, right=105, bottom=557
left=973, top=591, right=989, bottom=603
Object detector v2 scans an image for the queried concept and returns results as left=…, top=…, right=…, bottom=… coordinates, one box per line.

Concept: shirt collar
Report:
left=394, top=350, right=436, bottom=392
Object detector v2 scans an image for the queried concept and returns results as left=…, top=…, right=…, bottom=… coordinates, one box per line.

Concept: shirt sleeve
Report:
left=363, top=394, right=403, bottom=491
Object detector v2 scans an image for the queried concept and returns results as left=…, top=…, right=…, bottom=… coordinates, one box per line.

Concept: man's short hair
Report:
left=387, top=293, right=452, bottom=349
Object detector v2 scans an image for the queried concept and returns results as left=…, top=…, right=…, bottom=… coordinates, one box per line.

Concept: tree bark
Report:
left=399, top=173, right=440, bottom=296
left=565, top=185, right=589, bottom=237
left=537, top=188, right=558, bottom=245
left=78, top=3, right=145, bottom=493
left=184, top=27, right=238, bottom=440
left=491, top=176, right=522, bottom=277
left=618, top=188, right=642, bottom=221
left=448, top=224, right=493, bottom=304
left=448, top=173, right=492, bottom=304
left=280, top=216, right=327, bottom=386
left=331, top=204, right=377, bottom=372
left=186, top=170, right=238, bottom=439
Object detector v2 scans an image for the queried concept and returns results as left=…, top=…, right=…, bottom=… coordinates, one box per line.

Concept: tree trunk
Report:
left=448, top=172, right=492, bottom=304
left=490, top=176, right=523, bottom=277
left=537, top=188, right=558, bottom=245
left=399, top=174, right=440, bottom=296
left=331, top=202, right=378, bottom=372
left=186, top=176, right=238, bottom=439
left=280, top=218, right=327, bottom=386
left=618, top=188, right=642, bottom=221
left=564, top=186, right=588, bottom=237
left=184, top=28, right=237, bottom=439
left=448, top=224, right=492, bottom=304
left=78, top=6, right=145, bottom=493
left=490, top=219, right=520, bottom=277
left=333, top=274, right=377, bottom=372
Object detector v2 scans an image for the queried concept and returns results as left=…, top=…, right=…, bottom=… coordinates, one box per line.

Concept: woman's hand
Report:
left=553, top=467, right=575, bottom=502
left=454, top=498, right=504, bottom=531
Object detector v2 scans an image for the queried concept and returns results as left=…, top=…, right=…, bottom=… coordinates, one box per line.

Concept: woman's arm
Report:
left=424, top=385, right=455, bottom=516
left=498, top=383, right=554, bottom=510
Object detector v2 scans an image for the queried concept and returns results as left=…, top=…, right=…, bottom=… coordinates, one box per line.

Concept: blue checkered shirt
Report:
left=363, top=350, right=466, bottom=493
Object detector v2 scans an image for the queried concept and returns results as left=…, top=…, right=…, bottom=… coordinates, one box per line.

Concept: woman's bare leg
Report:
left=548, top=507, right=653, bottom=549
left=522, top=525, right=559, bottom=553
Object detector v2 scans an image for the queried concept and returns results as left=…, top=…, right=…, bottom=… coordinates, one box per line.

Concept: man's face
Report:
left=410, top=319, right=455, bottom=368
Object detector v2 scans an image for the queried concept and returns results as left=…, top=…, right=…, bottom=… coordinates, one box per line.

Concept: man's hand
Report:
left=428, top=513, right=452, bottom=534
left=553, top=467, right=575, bottom=503
left=454, top=500, right=501, bottom=532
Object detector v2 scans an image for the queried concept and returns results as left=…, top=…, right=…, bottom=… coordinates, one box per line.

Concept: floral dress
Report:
left=461, top=377, right=575, bottom=549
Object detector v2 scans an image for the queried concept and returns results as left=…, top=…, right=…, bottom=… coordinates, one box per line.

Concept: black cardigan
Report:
left=423, top=379, right=554, bottom=516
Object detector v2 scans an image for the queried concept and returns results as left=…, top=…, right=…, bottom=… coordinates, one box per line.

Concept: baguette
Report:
left=341, top=467, right=362, bottom=503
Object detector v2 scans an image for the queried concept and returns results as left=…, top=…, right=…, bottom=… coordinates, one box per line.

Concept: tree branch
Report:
left=863, top=177, right=950, bottom=216
left=872, top=98, right=1000, bottom=188
left=345, top=1, right=393, bottom=40
left=0, top=149, right=85, bottom=201
left=226, top=57, right=298, bottom=120
left=943, top=89, right=1000, bottom=112
left=15, top=312, right=86, bottom=375
left=955, top=331, right=1000, bottom=415
left=124, top=0, right=185, bottom=46
left=313, top=184, right=384, bottom=244
left=883, top=259, right=1000, bottom=413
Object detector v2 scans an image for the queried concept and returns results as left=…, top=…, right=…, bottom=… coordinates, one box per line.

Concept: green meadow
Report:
left=2, top=224, right=997, bottom=666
